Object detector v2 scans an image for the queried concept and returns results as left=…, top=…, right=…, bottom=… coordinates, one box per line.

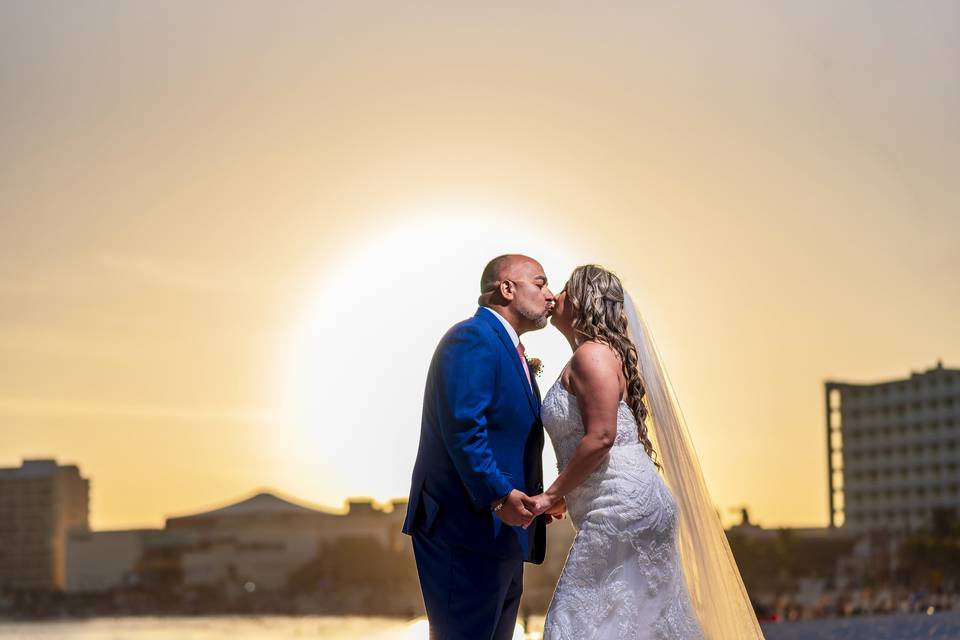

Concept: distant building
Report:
left=62, top=490, right=410, bottom=597
left=726, top=521, right=852, bottom=542
left=168, top=491, right=349, bottom=592
left=826, top=361, right=960, bottom=534
left=0, top=458, right=90, bottom=590
left=66, top=528, right=159, bottom=592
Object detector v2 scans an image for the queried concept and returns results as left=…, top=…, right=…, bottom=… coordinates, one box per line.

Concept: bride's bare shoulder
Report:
left=570, top=341, right=621, bottom=378
left=567, top=341, right=623, bottom=404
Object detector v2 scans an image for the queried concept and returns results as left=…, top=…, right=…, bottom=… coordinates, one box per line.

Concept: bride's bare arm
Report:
left=526, top=342, right=623, bottom=518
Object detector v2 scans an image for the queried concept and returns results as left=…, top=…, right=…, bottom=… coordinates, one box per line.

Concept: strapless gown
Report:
left=540, top=378, right=706, bottom=640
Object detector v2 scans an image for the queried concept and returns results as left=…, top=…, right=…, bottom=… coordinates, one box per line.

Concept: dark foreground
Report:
left=761, top=610, right=960, bottom=640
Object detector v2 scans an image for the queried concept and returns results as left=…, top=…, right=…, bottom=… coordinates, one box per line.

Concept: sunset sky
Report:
left=2, top=2, right=958, bottom=530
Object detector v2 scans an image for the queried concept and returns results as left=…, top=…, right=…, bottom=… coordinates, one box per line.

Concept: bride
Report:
left=525, top=264, right=765, bottom=640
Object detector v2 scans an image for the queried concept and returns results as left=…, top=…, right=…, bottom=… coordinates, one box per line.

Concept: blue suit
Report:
left=402, top=307, right=546, bottom=639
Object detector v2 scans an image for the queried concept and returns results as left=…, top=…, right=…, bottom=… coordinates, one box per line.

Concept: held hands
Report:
left=521, top=492, right=566, bottom=528
left=492, top=489, right=567, bottom=528
left=492, top=489, right=536, bottom=527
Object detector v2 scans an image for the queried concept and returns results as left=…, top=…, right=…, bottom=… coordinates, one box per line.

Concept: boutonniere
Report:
left=526, top=356, right=543, bottom=378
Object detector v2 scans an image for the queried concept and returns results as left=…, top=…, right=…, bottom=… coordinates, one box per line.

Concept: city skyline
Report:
left=7, top=359, right=957, bottom=532
left=2, top=2, right=959, bottom=531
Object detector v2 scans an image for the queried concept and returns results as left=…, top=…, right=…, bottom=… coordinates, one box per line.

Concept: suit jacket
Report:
left=401, top=307, right=546, bottom=563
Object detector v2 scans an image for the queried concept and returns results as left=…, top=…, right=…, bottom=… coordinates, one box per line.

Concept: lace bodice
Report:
left=540, top=378, right=706, bottom=640
left=542, top=381, right=642, bottom=468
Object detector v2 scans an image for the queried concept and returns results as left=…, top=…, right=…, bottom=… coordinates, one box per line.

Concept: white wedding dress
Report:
left=541, top=377, right=706, bottom=640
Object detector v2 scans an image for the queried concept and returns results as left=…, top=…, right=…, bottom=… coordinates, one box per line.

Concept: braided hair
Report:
left=566, top=264, right=662, bottom=471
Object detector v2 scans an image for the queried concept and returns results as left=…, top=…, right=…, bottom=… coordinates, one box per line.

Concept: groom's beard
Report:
left=518, top=307, right=550, bottom=330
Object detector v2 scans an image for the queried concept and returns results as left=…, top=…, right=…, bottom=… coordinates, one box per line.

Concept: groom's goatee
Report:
left=522, top=311, right=550, bottom=329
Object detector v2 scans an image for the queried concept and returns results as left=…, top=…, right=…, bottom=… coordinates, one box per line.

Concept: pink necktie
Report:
left=517, top=342, right=532, bottom=390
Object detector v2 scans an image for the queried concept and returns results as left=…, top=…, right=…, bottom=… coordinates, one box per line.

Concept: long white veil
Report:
left=623, top=290, right=766, bottom=640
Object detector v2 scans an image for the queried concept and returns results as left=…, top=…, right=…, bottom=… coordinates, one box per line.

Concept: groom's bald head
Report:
left=478, top=254, right=532, bottom=306
left=477, top=254, right=554, bottom=333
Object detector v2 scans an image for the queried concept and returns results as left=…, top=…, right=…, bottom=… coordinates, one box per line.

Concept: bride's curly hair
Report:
left=566, top=264, right=662, bottom=471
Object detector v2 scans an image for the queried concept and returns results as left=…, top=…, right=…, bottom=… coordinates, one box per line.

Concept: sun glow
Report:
left=272, top=204, right=583, bottom=508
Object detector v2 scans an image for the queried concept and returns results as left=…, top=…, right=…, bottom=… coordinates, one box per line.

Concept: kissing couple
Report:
left=402, top=255, right=766, bottom=640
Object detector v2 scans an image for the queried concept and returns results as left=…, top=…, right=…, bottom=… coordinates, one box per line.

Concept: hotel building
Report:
left=826, top=361, right=960, bottom=534
left=0, top=459, right=90, bottom=590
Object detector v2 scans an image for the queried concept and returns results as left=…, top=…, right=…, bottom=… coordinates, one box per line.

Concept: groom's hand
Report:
left=493, top=489, right=535, bottom=527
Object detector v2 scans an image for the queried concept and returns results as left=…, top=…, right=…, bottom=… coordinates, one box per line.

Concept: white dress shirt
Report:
left=481, top=306, right=520, bottom=348
left=481, top=306, right=534, bottom=393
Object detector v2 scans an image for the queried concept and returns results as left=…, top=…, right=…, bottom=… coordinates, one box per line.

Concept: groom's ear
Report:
left=500, top=280, right=515, bottom=301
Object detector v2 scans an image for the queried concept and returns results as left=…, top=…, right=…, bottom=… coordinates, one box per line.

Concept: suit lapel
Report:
left=475, top=308, right=539, bottom=417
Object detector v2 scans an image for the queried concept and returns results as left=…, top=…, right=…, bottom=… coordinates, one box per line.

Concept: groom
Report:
left=402, top=254, right=556, bottom=639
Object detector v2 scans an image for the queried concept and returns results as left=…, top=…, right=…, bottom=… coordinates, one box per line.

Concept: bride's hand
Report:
left=545, top=496, right=566, bottom=518
left=521, top=492, right=563, bottom=527
left=521, top=493, right=549, bottom=517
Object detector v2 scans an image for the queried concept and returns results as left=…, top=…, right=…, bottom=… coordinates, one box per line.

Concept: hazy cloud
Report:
left=96, top=253, right=275, bottom=294
left=0, top=396, right=277, bottom=424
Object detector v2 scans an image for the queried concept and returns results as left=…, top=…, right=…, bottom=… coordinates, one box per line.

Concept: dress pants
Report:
left=412, top=531, right=525, bottom=640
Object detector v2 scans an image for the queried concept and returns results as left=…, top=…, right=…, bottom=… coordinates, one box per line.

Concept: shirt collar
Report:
left=481, top=306, right=520, bottom=348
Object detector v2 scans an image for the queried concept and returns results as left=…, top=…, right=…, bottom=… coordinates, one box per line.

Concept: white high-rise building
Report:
left=826, top=361, right=960, bottom=534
